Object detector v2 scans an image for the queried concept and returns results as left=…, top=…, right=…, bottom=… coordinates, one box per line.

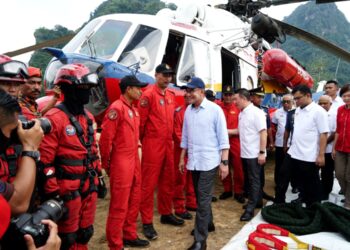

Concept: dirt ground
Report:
left=89, top=158, right=275, bottom=250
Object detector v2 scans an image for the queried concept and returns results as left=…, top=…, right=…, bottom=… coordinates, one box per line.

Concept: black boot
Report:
left=187, top=241, right=207, bottom=250
left=160, top=214, right=184, bottom=226
left=123, top=237, right=150, bottom=248
left=234, top=193, right=245, bottom=204
left=142, top=224, right=158, bottom=240
left=175, top=211, right=193, bottom=220
left=219, top=191, right=233, bottom=200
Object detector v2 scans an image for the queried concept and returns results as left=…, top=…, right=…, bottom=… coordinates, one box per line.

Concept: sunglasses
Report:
left=0, top=60, right=28, bottom=78
left=282, top=100, right=291, bottom=104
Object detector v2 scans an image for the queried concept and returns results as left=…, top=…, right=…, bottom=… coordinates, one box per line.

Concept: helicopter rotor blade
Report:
left=272, top=17, right=350, bottom=63
left=268, top=0, right=348, bottom=6
left=3, top=34, right=75, bottom=57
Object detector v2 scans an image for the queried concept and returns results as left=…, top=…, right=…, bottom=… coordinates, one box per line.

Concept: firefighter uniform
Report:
left=39, top=107, right=99, bottom=250
left=219, top=101, right=244, bottom=196
left=138, top=84, right=176, bottom=224
left=19, top=96, right=41, bottom=119
left=173, top=105, right=196, bottom=214
left=39, top=64, right=100, bottom=250
left=99, top=95, right=142, bottom=250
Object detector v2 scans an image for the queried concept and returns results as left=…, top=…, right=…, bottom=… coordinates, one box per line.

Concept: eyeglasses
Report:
left=282, top=100, right=291, bottom=104
left=293, top=95, right=305, bottom=101
left=0, top=60, right=28, bottom=78
left=318, top=102, right=329, bottom=105
left=223, top=93, right=233, bottom=96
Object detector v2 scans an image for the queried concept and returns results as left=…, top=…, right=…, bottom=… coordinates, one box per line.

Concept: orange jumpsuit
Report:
left=138, top=85, right=176, bottom=224
left=173, top=105, right=196, bottom=213
left=99, top=95, right=141, bottom=250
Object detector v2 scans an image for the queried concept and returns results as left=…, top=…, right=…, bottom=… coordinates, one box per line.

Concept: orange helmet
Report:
left=0, top=54, right=28, bottom=83
left=28, top=67, right=42, bottom=78
left=54, top=63, right=98, bottom=87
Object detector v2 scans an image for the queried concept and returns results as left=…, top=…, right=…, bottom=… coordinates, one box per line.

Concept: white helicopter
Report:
left=6, top=0, right=349, bottom=122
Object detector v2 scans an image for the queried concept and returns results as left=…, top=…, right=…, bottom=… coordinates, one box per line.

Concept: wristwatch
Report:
left=21, top=151, right=40, bottom=162
left=259, top=150, right=265, bottom=154
left=221, top=160, right=229, bottom=166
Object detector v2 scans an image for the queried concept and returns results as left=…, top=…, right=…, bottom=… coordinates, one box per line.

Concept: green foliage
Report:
left=90, top=0, right=166, bottom=19
left=29, top=25, right=74, bottom=73
left=280, top=2, right=350, bottom=86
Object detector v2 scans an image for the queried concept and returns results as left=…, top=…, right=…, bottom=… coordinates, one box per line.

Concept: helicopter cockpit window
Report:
left=118, top=25, right=162, bottom=72
left=177, top=38, right=210, bottom=86
left=77, top=20, right=131, bottom=59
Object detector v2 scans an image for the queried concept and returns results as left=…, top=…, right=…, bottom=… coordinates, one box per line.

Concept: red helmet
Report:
left=0, top=54, right=28, bottom=83
left=54, top=63, right=99, bottom=87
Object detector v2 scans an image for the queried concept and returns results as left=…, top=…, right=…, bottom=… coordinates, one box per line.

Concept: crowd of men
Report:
left=1, top=54, right=350, bottom=250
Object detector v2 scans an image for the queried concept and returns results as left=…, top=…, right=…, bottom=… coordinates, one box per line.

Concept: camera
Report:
left=2, top=199, right=64, bottom=249
left=21, top=117, right=52, bottom=134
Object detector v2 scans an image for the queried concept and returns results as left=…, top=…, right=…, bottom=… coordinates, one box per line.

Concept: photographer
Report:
left=0, top=88, right=43, bottom=214
left=0, top=89, right=60, bottom=249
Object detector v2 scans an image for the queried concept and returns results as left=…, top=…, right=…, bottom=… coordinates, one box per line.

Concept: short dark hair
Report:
left=291, top=85, right=312, bottom=96
left=340, top=83, right=350, bottom=97
left=235, top=88, right=250, bottom=100
left=0, top=88, right=21, bottom=127
left=326, top=80, right=338, bottom=86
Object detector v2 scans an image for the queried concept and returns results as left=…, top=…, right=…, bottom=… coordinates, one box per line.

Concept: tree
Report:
left=90, top=0, right=166, bottom=19
left=29, top=25, right=74, bottom=73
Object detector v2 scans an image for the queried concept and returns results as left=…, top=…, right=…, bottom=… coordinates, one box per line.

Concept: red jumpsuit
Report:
left=138, top=85, right=176, bottom=224
left=39, top=107, right=99, bottom=250
left=220, top=103, right=244, bottom=195
left=99, top=96, right=141, bottom=250
left=173, top=105, right=196, bottom=213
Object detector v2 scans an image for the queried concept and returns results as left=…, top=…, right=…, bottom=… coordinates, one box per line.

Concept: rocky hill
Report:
left=280, top=1, right=350, bottom=86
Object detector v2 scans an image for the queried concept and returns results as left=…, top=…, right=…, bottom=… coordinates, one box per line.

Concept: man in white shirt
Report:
left=234, top=88, right=267, bottom=221
left=325, top=80, right=344, bottom=113
left=318, top=95, right=337, bottom=200
left=271, top=94, right=293, bottom=186
left=288, top=85, right=329, bottom=206
left=179, top=77, right=229, bottom=250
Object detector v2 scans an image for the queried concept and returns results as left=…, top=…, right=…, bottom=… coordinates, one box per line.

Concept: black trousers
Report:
left=321, top=153, right=335, bottom=199
left=275, top=154, right=302, bottom=203
left=191, top=167, right=217, bottom=242
left=242, top=158, right=263, bottom=212
left=274, top=147, right=286, bottom=186
left=292, top=158, right=322, bottom=205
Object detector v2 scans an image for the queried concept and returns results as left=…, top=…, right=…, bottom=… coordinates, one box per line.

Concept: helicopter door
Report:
left=176, top=37, right=211, bottom=87
left=221, top=48, right=240, bottom=90
left=161, top=32, right=184, bottom=74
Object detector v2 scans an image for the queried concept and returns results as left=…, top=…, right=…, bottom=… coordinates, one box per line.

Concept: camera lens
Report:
left=21, top=118, right=52, bottom=134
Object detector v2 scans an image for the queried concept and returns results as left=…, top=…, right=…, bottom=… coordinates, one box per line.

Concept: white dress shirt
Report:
left=238, top=103, right=267, bottom=159
left=288, top=102, right=329, bottom=162
left=272, top=107, right=289, bottom=147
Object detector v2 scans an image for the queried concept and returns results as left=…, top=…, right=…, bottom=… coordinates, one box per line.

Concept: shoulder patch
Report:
left=140, top=98, right=149, bottom=107
left=107, top=109, right=118, bottom=120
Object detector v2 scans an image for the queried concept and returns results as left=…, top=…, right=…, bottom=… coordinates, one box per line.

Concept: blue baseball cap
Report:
left=181, top=77, right=205, bottom=89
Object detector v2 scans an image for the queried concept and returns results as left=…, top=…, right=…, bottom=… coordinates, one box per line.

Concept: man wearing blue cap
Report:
left=179, top=77, right=230, bottom=250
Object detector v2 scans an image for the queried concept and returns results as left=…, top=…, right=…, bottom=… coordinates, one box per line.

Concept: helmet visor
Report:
left=82, top=73, right=99, bottom=85
left=0, top=60, right=28, bottom=78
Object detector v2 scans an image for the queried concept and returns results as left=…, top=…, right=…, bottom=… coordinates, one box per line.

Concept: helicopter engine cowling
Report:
left=262, top=48, right=313, bottom=89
